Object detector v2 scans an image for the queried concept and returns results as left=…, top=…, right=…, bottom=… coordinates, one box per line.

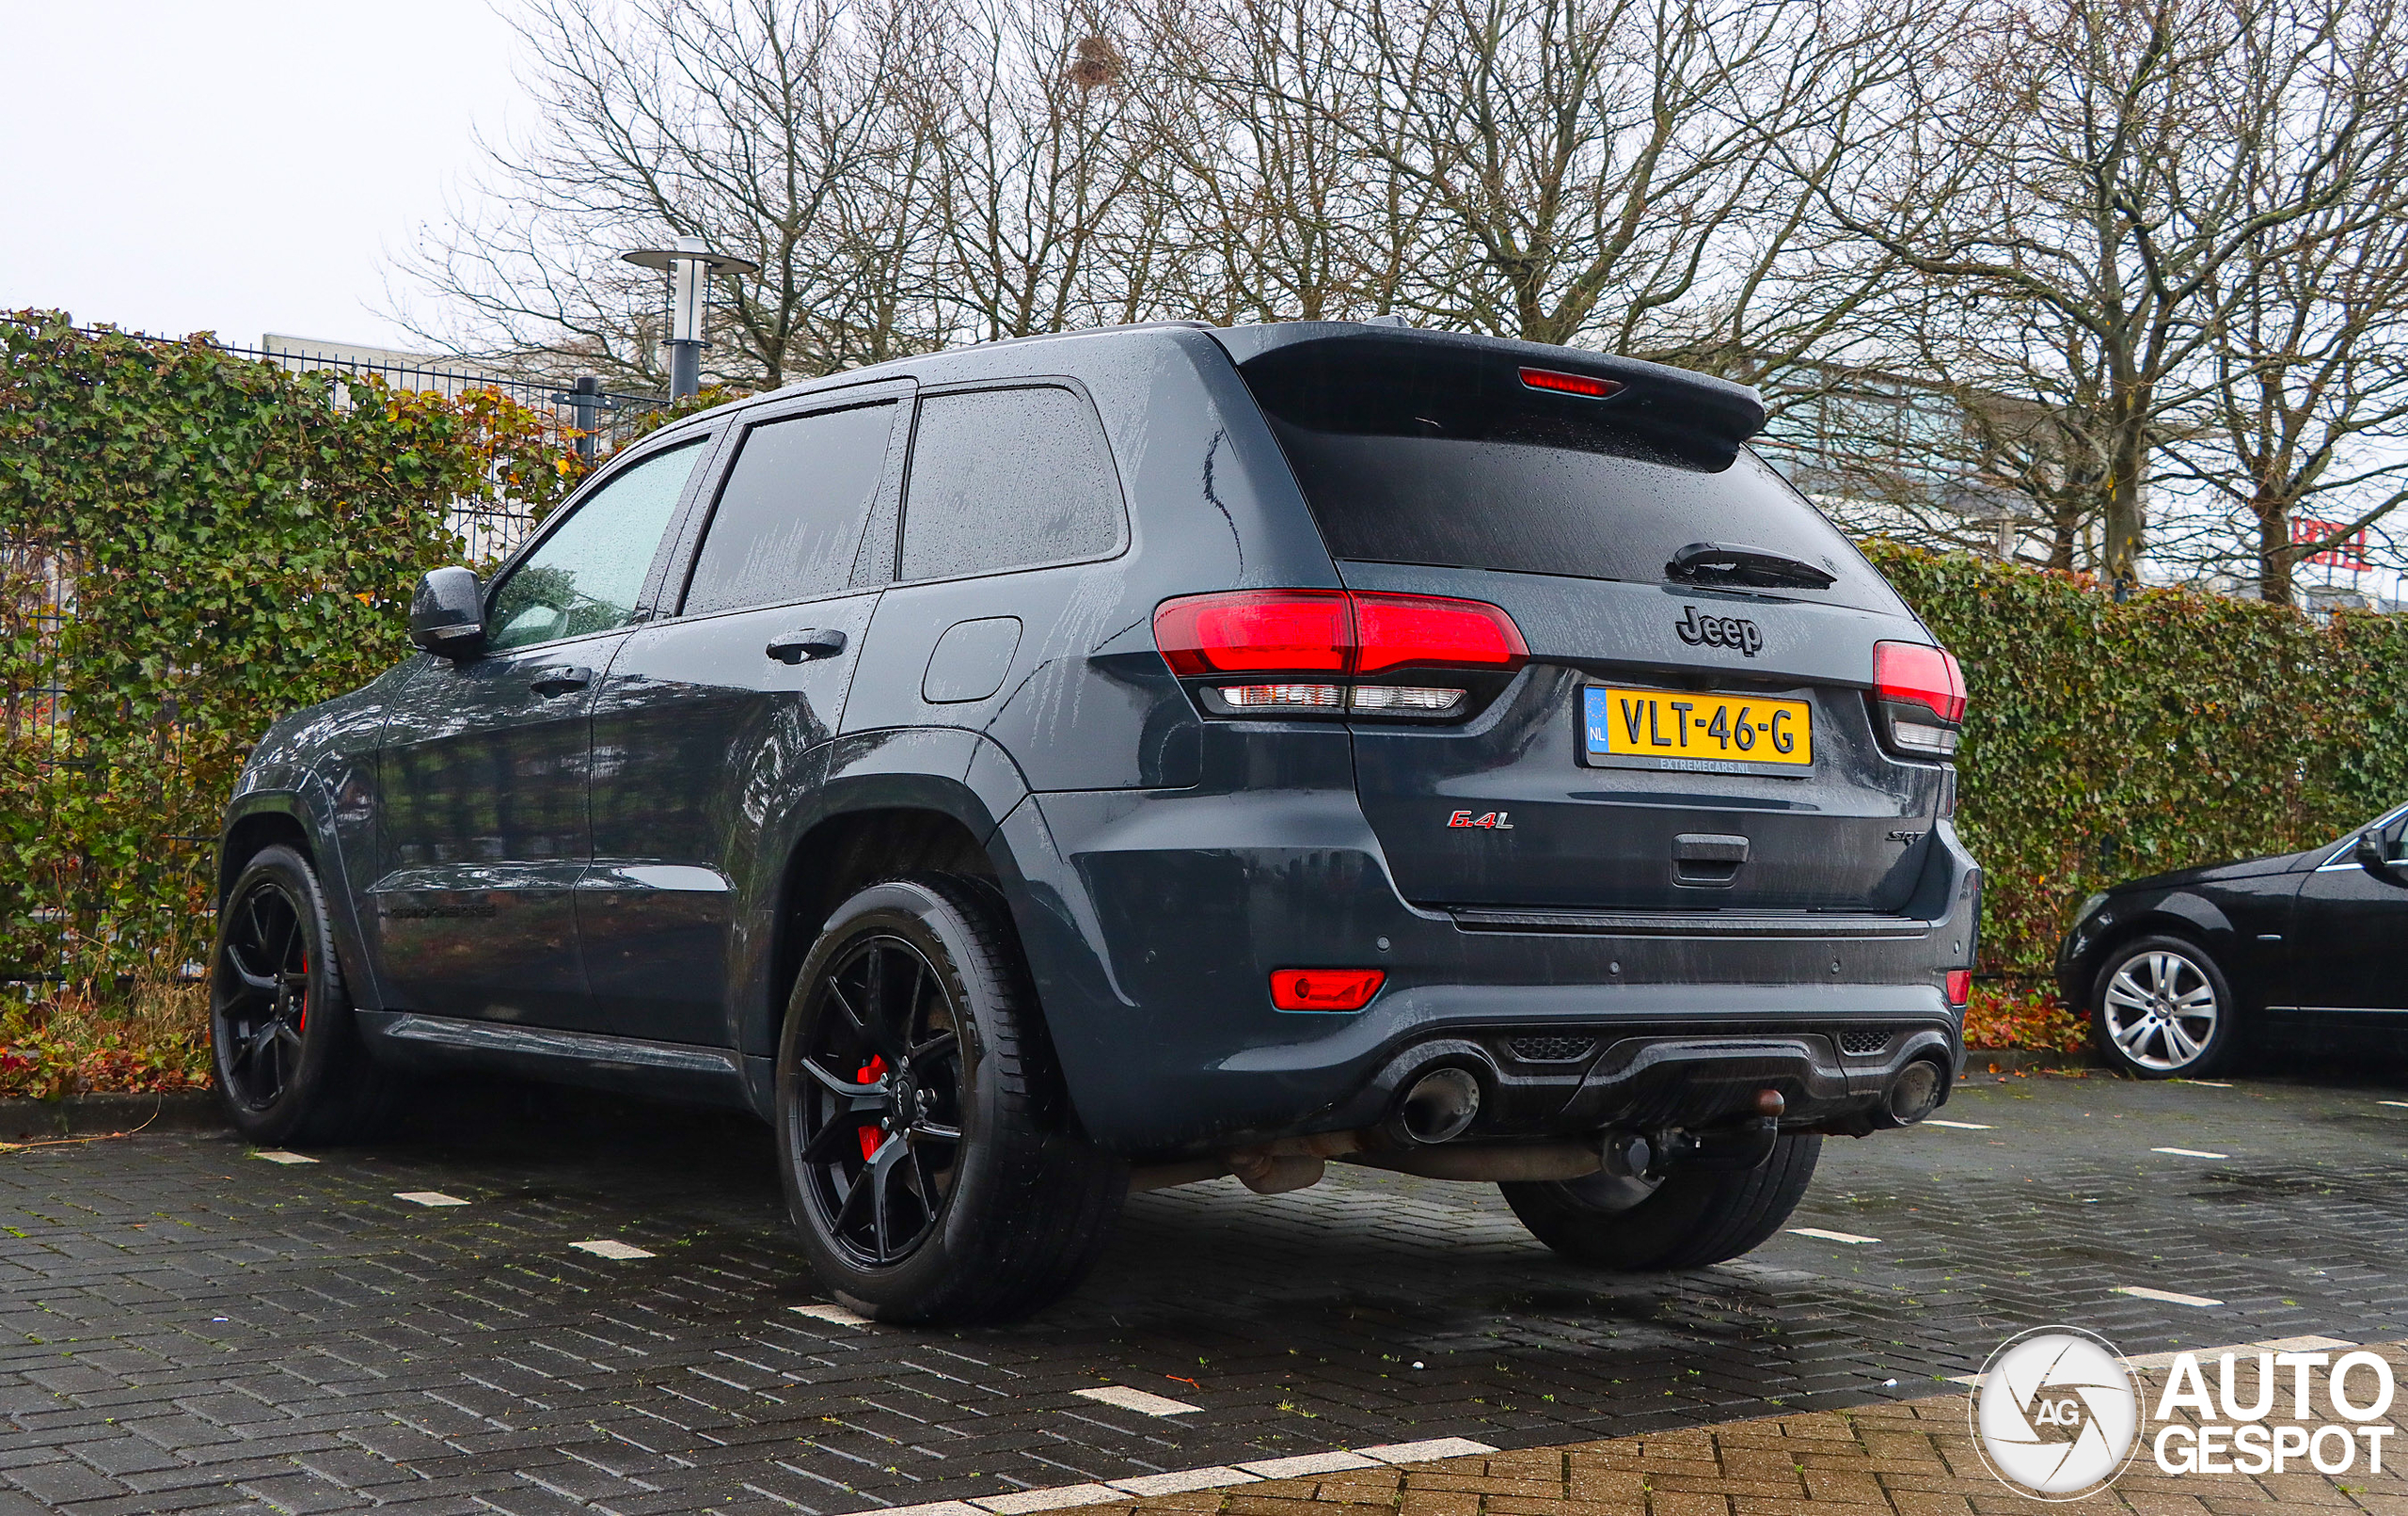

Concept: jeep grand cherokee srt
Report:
left=212, top=320, right=1980, bottom=1322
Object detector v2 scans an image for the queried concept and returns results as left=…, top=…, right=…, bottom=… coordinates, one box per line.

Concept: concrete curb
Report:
left=0, top=1091, right=224, bottom=1140
left=1962, top=1045, right=2104, bottom=1074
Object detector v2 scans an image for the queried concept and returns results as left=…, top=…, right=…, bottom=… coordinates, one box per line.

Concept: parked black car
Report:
left=213, top=320, right=1980, bottom=1322
left=2058, top=803, right=2408, bottom=1079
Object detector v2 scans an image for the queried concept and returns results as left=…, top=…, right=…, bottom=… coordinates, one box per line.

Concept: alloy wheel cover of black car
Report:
left=788, top=935, right=969, bottom=1266
left=2099, top=947, right=2222, bottom=1071
left=214, top=879, right=311, bottom=1111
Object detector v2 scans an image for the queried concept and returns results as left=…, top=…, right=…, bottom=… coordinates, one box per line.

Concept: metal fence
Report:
left=235, top=336, right=667, bottom=563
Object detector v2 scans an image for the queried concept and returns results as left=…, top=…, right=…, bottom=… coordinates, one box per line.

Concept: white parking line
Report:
left=1952, top=1334, right=2348, bottom=1383
left=1788, top=1227, right=1881, bottom=1244
left=791, top=1302, right=872, bottom=1327
left=878, top=1437, right=1504, bottom=1516
left=570, top=1239, right=654, bottom=1259
left=394, top=1191, right=467, bottom=1207
left=1237, top=1451, right=1383, bottom=1477
left=2381, top=1100, right=2408, bottom=1109
left=2113, top=1285, right=2224, bottom=1307
left=1110, top=1468, right=1259, bottom=1496
left=2123, top=1334, right=2350, bottom=1370
left=1921, top=1119, right=1992, bottom=1129
left=1359, top=1440, right=1497, bottom=1462
left=2150, top=1146, right=2228, bottom=1159
left=972, top=1484, right=1123, bottom=1513
left=252, top=1150, right=318, bottom=1164
left=1073, top=1384, right=1199, bottom=1416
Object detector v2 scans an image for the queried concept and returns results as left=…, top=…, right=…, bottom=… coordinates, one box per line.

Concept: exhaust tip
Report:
left=1396, top=1066, right=1482, bottom=1144
left=1885, top=1061, right=1944, bottom=1126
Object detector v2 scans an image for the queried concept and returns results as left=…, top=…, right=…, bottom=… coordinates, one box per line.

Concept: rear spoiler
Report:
left=1209, top=322, right=1767, bottom=446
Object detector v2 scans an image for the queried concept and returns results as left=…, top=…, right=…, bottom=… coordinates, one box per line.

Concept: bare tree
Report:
left=911, top=0, right=1229, bottom=342
left=1128, top=0, right=1448, bottom=323
left=1164, top=0, right=1930, bottom=371
left=397, top=0, right=946, bottom=389
left=1818, top=0, right=2400, bottom=589
left=2162, top=0, right=2408, bottom=603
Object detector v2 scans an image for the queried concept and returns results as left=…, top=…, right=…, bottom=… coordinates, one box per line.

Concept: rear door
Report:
left=581, top=387, right=909, bottom=1046
left=1236, top=333, right=1948, bottom=915
left=836, top=380, right=1131, bottom=758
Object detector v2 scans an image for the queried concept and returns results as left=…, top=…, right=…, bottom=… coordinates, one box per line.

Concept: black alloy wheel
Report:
left=787, top=935, right=968, bottom=1266
left=214, top=876, right=313, bottom=1113
left=774, top=875, right=1126, bottom=1324
left=208, top=843, right=388, bottom=1145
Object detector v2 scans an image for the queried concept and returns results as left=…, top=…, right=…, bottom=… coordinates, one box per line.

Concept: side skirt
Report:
left=356, top=1010, right=755, bottom=1113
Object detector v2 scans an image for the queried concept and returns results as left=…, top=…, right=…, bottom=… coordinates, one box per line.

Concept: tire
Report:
left=2090, top=933, right=2237, bottom=1079
left=209, top=844, right=389, bottom=1145
left=774, top=874, right=1126, bottom=1325
left=1500, top=1134, right=1822, bottom=1271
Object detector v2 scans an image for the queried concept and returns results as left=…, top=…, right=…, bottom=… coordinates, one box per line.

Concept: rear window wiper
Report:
left=1665, top=541, right=1837, bottom=591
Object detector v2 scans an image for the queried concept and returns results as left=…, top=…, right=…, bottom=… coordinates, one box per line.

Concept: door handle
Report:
left=767, top=627, right=848, bottom=664
left=529, top=665, right=594, bottom=697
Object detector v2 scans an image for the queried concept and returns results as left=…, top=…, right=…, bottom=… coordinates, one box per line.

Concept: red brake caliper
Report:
left=854, top=1053, right=888, bottom=1161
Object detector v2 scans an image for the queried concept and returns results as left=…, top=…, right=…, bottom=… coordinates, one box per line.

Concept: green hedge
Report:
left=5, top=314, right=2403, bottom=1002
left=1867, top=543, right=2408, bottom=974
left=0, top=314, right=582, bottom=998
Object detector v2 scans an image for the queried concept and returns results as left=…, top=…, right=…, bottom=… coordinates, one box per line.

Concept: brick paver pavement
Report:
left=1097, top=1345, right=2408, bottom=1516
left=0, top=1069, right=2400, bottom=1512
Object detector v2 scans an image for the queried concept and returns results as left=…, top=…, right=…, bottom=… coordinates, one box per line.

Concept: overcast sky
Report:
left=1, top=0, right=524, bottom=353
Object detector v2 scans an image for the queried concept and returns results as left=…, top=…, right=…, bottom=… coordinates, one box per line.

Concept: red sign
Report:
left=2292, top=518, right=2370, bottom=571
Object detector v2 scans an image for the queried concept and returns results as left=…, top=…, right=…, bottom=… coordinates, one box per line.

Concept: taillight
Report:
left=1872, top=640, right=1967, bottom=759
left=1945, top=969, right=1972, bottom=1007
left=1354, top=593, right=1527, bottom=673
left=1154, top=590, right=1526, bottom=720
left=1153, top=589, right=1350, bottom=676
left=1270, top=968, right=1386, bottom=1011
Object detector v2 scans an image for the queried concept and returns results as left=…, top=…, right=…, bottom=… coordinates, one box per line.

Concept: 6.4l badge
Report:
left=1447, top=810, right=1513, bottom=829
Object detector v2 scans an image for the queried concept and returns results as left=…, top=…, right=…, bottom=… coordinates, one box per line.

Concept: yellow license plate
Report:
left=1584, top=687, right=1813, bottom=768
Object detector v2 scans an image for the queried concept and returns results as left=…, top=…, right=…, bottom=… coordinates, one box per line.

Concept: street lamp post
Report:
left=621, top=235, right=760, bottom=401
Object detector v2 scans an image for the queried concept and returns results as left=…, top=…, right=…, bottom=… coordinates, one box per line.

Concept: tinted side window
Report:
left=901, top=387, right=1122, bottom=581
left=683, top=402, right=895, bottom=616
left=487, top=440, right=705, bottom=652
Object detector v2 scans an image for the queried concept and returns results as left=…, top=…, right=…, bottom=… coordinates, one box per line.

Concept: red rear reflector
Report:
left=1155, top=591, right=1526, bottom=678
left=1153, top=590, right=1351, bottom=676
left=1873, top=640, right=1968, bottom=724
left=1945, top=970, right=1972, bottom=1007
left=1519, top=367, right=1622, bottom=399
left=1354, top=593, right=1528, bottom=674
left=1270, top=968, right=1386, bottom=1011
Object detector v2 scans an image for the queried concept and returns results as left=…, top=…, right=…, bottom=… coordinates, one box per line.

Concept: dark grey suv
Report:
left=213, top=321, right=1980, bottom=1322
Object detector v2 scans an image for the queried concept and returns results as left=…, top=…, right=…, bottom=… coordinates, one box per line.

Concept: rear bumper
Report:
left=1002, top=781, right=1980, bottom=1159
left=1225, top=987, right=1959, bottom=1145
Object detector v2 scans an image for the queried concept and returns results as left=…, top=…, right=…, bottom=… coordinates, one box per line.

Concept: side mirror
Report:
left=408, top=566, right=486, bottom=658
left=2354, top=828, right=2401, bottom=882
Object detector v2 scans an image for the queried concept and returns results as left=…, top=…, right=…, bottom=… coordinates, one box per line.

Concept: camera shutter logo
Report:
left=1971, top=1328, right=2143, bottom=1498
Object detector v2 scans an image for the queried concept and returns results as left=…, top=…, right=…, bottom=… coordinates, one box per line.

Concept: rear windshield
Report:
left=1241, top=340, right=1905, bottom=613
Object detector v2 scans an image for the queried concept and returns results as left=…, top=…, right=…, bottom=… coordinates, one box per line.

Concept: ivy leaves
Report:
left=0, top=312, right=583, bottom=993
left=1868, top=543, right=2408, bottom=974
